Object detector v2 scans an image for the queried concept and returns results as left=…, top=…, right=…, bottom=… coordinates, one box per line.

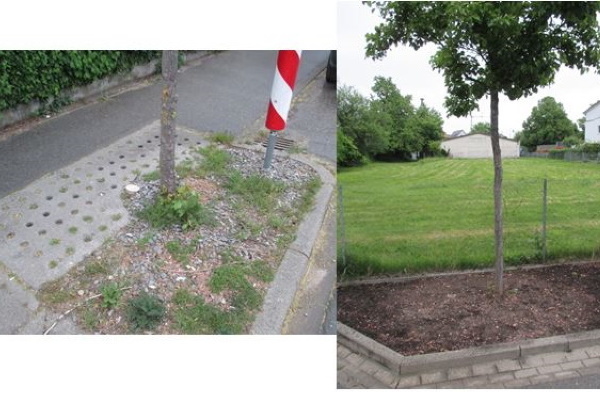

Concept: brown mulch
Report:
left=337, top=263, right=600, bottom=356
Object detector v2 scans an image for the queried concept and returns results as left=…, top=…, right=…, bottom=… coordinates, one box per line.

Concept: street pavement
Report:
left=0, top=50, right=330, bottom=198
left=0, top=50, right=335, bottom=335
left=338, top=340, right=600, bottom=389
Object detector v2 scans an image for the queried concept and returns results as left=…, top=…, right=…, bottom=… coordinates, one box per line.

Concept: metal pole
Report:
left=542, top=178, right=548, bottom=262
left=338, top=185, right=346, bottom=266
left=263, top=131, right=277, bottom=170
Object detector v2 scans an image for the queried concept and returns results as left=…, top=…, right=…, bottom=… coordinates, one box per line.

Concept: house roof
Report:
left=442, top=132, right=519, bottom=143
left=584, top=100, right=600, bottom=115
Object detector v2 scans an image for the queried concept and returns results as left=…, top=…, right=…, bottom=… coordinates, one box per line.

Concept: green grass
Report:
left=142, top=170, right=160, bottom=182
left=338, top=158, right=600, bottom=277
left=208, top=132, right=235, bottom=146
left=196, top=145, right=231, bottom=177
left=226, top=171, right=285, bottom=212
left=166, top=240, right=196, bottom=264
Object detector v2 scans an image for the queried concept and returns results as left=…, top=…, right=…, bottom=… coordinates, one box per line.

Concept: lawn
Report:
left=338, top=157, right=600, bottom=277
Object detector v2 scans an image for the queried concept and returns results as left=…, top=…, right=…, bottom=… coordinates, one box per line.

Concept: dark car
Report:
left=326, top=50, right=336, bottom=83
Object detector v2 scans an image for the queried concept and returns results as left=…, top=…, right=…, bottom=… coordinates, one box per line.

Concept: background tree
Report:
left=518, top=97, right=580, bottom=151
left=337, top=84, right=391, bottom=161
left=370, top=76, right=418, bottom=158
left=160, top=50, right=179, bottom=195
left=405, top=103, right=444, bottom=156
left=470, top=121, right=491, bottom=135
left=365, top=1, right=600, bottom=293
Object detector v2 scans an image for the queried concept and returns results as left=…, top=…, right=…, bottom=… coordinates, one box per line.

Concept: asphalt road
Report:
left=0, top=50, right=330, bottom=198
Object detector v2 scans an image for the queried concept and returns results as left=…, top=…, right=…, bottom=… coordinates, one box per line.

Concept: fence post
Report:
left=338, top=184, right=346, bottom=267
left=542, top=178, right=548, bottom=262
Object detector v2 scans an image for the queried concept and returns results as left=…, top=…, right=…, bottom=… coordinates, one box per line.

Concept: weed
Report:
left=50, top=238, right=61, bottom=246
left=136, top=232, right=155, bottom=248
left=29, top=203, right=38, bottom=210
left=100, top=282, right=122, bottom=309
left=166, top=240, right=195, bottom=264
left=209, top=264, right=262, bottom=311
left=171, top=289, right=248, bottom=334
left=138, top=185, right=214, bottom=230
left=296, top=177, right=321, bottom=215
left=208, top=132, right=234, bottom=146
left=59, top=187, right=68, bottom=193
left=245, top=261, right=274, bottom=283
left=175, top=160, right=195, bottom=178
left=142, top=170, right=160, bottom=182
left=268, top=215, right=286, bottom=230
left=84, top=261, right=110, bottom=276
left=39, top=281, right=72, bottom=304
left=196, top=145, right=231, bottom=176
left=126, top=293, right=166, bottom=331
left=82, top=307, right=99, bottom=331
left=225, top=172, right=285, bottom=212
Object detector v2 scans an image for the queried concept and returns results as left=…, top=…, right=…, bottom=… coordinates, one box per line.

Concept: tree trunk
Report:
left=489, top=90, right=504, bottom=294
left=160, top=50, right=178, bottom=196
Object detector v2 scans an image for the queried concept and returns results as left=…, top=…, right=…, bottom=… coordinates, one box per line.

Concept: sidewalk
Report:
left=338, top=323, right=600, bottom=389
left=0, top=51, right=334, bottom=335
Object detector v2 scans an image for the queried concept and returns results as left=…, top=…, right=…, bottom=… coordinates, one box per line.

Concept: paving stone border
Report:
left=338, top=322, right=600, bottom=376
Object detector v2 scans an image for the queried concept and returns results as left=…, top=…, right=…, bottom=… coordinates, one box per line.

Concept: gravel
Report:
left=74, top=146, right=319, bottom=332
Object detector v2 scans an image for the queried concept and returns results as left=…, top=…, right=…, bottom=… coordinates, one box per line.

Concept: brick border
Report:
left=338, top=322, right=600, bottom=375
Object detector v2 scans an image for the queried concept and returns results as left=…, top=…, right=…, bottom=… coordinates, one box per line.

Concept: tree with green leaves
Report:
left=470, top=121, right=491, bottom=135
left=370, top=76, right=418, bottom=157
left=337, top=84, right=391, bottom=161
left=365, top=1, right=600, bottom=293
left=160, top=50, right=179, bottom=195
left=518, top=97, right=580, bottom=151
left=405, top=103, right=444, bottom=156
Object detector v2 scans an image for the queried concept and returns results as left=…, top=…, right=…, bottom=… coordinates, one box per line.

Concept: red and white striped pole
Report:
left=263, top=50, right=302, bottom=169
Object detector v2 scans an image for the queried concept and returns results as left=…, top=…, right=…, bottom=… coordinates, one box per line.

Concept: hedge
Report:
left=0, top=51, right=160, bottom=111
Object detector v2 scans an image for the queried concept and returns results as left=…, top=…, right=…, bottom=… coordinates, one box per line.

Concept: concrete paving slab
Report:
left=0, top=120, right=209, bottom=290
left=0, top=268, right=38, bottom=334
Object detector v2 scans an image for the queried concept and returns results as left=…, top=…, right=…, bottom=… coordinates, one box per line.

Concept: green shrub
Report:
left=0, top=51, right=160, bottom=112
left=579, top=143, right=600, bottom=154
left=126, top=293, right=166, bottom=331
left=139, top=185, right=213, bottom=230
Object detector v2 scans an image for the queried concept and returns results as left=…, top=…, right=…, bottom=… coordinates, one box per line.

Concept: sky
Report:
left=338, top=1, right=600, bottom=138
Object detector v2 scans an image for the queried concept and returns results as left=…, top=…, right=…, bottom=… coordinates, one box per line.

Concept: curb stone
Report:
left=250, top=152, right=334, bottom=334
left=338, top=321, right=600, bottom=376
left=337, top=260, right=600, bottom=288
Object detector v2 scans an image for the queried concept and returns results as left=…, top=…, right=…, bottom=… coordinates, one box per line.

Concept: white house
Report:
left=584, top=100, right=600, bottom=143
left=441, top=133, right=520, bottom=158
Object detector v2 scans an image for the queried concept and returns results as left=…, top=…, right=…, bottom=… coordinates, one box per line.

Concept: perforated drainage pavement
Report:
left=0, top=120, right=209, bottom=290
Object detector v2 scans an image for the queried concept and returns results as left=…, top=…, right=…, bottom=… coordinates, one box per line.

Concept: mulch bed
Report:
left=338, top=263, right=600, bottom=356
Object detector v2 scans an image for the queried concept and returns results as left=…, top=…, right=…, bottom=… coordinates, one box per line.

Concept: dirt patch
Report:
left=338, top=263, right=600, bottom=356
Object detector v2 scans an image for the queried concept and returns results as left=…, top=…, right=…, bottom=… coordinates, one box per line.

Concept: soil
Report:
left=337, top=263, right=600, bottom=356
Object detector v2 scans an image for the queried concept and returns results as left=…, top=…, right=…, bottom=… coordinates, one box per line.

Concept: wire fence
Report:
left=522, top=150, right=600, bottom=162
left=338, top=175, right=600, bottom=274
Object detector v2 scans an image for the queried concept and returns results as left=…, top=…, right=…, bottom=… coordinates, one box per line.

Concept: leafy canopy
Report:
left=517, top=96, right=580, bottom=151
left=365, top=1, right=600, bottom=117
